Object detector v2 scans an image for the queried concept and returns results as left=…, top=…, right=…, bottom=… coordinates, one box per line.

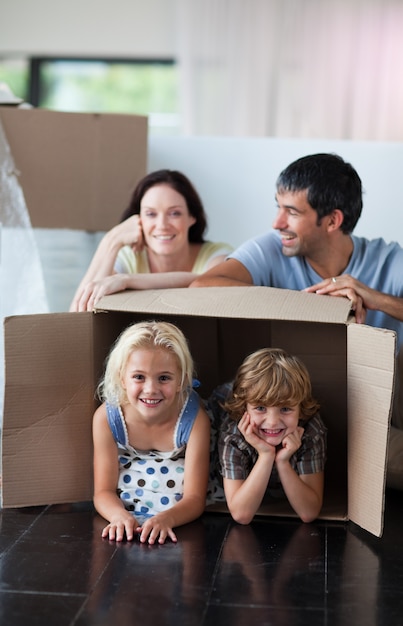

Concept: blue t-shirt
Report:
left=230, top=231, right=403, bottom=348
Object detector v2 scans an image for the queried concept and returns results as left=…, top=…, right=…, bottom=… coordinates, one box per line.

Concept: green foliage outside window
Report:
left=0, top=58, right=29, bottom=102
left=0, top=57, right=180, bottom=135
left=39, top=60, right=180, bottom=134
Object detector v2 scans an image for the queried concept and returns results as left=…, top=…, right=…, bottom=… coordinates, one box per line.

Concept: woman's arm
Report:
left=70, top=216, right=143, bottom=311
left=137, top=406, right=211, bottom=545
left=92, top=404, right=140, bottom=541
left=72, top=271, right=199, bottom=312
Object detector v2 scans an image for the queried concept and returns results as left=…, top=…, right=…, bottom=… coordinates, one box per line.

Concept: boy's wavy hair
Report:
left=223, top=347, right=320, bottom=422
left=97, top=320, right=194, bottom=407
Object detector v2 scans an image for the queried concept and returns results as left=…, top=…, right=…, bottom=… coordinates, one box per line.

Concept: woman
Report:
left=70, top=170, right=232, bottom=311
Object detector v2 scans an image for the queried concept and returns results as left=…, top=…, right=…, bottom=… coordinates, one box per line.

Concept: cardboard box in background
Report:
left=1, top=287, right=395, bottom=537
left=0, top=107, right=148, bottom=231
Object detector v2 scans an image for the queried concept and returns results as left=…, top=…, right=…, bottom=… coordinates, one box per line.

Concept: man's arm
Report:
left=305, top=274, right=403, bottom=324
left=189, top=258, right=254, bottom=287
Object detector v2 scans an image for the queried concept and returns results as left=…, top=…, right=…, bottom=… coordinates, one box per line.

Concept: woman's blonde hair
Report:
left=223, top=347, right=320, bottom=422
left=98, top=320, right=194, bottom=406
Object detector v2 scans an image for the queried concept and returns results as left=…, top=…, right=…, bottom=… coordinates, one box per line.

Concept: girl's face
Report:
left=245, top=402, right=300, bottom=446
left=139, top=184, right=196, bottom=256
left=121, top=347, right=182, bottom=420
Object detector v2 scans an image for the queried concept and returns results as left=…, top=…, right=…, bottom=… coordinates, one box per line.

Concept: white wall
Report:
left=149, top=136, right=403, bottom=248
left=0, top=0, right=176, bottom=57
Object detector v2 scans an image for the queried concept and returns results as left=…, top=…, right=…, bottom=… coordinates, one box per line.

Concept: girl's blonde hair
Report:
left=223, top=347, right=320, bottom=422
left=98, top=320, right=194, bottom=406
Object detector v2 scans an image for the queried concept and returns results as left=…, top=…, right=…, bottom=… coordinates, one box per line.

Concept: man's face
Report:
left=272, top=189, right=328, bottom=259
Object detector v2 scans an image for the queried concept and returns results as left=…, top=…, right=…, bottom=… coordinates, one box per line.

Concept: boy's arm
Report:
left=220, top=411, right=276, bottom=524
left=276, top=462, right=324, bottom=522
left=223, top=451, right=275, bottom=525
left=275, top=424, right=325, bottom=522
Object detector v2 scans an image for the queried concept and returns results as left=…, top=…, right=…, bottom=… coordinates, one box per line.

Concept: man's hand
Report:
left=304, top=274, right=369, bottom=323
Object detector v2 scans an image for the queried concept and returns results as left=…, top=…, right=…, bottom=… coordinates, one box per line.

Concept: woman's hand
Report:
left=73, top=274, right=131, bottom=311
left=69, top=215, right=144, bottom=311
left=115, top=215, right=144, bottom=252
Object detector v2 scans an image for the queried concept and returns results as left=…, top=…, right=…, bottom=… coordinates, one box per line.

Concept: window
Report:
left=0, top=57, right=30, bottom=102
left=0, top=56, right=180, bottom=136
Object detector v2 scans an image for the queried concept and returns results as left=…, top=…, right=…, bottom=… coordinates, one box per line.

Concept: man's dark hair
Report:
left=276, top=153, right=363, bottom=234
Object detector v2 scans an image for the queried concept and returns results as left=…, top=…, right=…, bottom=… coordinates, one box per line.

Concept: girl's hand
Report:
left=276, top=426, right=304, bottom=464
left=238, top=412, right=276, bottom=458
left=138, top=514, right=178, bottom=545
left=102, top=513, right=141, bottom=542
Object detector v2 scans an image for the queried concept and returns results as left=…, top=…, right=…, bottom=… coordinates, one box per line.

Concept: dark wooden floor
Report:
left=0, top=488, right=402, bottom=626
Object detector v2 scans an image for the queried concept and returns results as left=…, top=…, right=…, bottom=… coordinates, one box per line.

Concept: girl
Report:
left=212, top=348, right=326, bottom=524
left=93, top=320, right=211, bottom=544
left=70, top=169, right=233, bottom=311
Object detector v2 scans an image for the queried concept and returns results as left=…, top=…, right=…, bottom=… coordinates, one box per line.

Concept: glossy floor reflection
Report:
left=0, top=489, right=402, bottom=626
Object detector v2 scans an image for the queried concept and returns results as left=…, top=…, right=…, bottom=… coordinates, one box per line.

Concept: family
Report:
left=72, top=153, right=403, bottom=543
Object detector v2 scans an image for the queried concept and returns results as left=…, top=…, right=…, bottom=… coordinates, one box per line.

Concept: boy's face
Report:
left=245, top=403, right=300, bottom=446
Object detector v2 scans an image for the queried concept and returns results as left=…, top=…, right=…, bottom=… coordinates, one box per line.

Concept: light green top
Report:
left=115, top=241, right=233, bottom=275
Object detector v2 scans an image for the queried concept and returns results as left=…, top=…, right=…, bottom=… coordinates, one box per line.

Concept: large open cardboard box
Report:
left=0, top=107, right=148, bottom=230
left=1, top=286, right=395, bottom=537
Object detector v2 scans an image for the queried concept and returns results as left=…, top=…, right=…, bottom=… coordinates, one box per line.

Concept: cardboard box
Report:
left=1, top=287, right=396, bottom=537
left=0, top=107, right=148, bottom=231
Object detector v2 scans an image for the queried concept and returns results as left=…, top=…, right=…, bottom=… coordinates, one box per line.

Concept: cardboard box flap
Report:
left=1, top=312, right=96, bottom=508
left=0, top=107, right=148, bottom=231
left=95, top=286, right=353, bottom=323
left=347, top=323, right=396, bottom=537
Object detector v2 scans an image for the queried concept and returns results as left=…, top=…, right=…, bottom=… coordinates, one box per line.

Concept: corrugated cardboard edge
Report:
left=95, top=286, right=354, bottom=323
left=347, top=324, right=396, bottom=537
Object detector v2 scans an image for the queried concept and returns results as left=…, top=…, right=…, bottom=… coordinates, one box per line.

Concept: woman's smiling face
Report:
left=139, top=184, right=196, bottom=255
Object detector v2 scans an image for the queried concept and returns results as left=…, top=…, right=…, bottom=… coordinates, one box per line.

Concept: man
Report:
left=190, top=153, right=403, bottom=488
